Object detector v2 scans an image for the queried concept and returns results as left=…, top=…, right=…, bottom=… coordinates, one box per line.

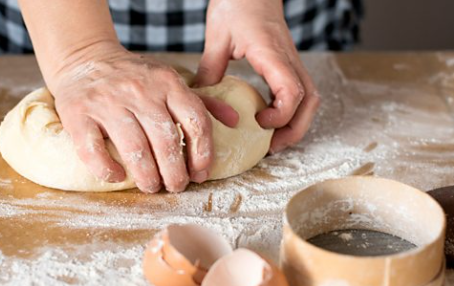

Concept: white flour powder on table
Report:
left=1, top=54, right=454, bottom=285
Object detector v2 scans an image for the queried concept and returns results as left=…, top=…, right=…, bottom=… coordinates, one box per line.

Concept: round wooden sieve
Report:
left=280, top=176, right=446, bottom=286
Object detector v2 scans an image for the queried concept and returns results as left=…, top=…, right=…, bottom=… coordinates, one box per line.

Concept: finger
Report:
left=198, top=94, right=239, bottom=128
left=290, top=49, right=318, bottom=103
left=101, top=109, right=162, bottom=193
left=268, top=49, right=320, bottom=153
left=166, top=91, right=214, bottom=183
left=269, top=90, right=320, bottom=153
left=194, top=36, right=231, bottom=87
left=248, top=49, right=304, bottom=129
left=135, top=106, right=189, bottom=193
left=62, top=116, right=126, bottom=183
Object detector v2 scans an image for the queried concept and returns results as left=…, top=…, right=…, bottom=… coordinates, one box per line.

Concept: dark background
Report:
left=360, top=0, right=454, bottom=50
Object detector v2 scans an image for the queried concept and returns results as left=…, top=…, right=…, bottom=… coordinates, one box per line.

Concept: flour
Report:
left=393, top=63, right=411, bottom=71
left=0, top=246, right=146, bottom=286
left=436, top=53, right=454, bottom=68
left=338, top=233, right=353, bottom=242
left=447, top=58, right=454, bottom=67
left=1, top=53, right=454, bottom=285
left=0, top=178, right=12, bottom=189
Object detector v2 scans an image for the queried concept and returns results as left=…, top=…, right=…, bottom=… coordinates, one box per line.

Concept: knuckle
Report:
left=69, top=102, right=90, bottom=115
left=123, top=78, right=146, bottom=95
left=186, top=109, right=212, bottom=136
left=190, top=92, right=206, bottom=106
left=198, top=114, right=212, bottom=132
left=121, top=135, right=147, bottom=153
left=152, top=136, right=184, bottom=163
left=288, top=125, right=306, bottom=144
left=78, top=88, right=108, bottom=105
left=155, top=129, right=182, bottom=152
left=287, top=82, right=304, bottom=102
left=166, top=143, right=184, bottom=163
left=155, top=67, right=180, bottom=82
left=123, top=148, right=146, bottom=164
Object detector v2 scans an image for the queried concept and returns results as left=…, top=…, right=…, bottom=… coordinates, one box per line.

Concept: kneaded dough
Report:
left=0, top=71, right=273, bottom=192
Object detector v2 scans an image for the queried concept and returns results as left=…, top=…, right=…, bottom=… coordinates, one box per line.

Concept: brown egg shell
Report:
left=201, top=248, right=289, bottom=286
left=143, top=224, right=233, bottom=286
left=143, top=230, right=198, bottom=286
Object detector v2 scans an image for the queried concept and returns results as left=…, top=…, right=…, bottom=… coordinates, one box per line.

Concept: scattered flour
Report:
left=447, top=58, right=454, bottom=67
left=338, top=233, right=353, bottom=242
left=1, top=54, right=454, bottom=285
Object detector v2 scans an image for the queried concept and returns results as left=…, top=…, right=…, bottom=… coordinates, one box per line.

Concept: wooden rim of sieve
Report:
left=425, top=259, right=445, bottom=286
left=281, top=176, right=446, bottom=286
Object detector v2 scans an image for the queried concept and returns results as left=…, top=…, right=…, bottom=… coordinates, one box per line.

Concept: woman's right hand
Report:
left=48, top=42, right=236, bottom=193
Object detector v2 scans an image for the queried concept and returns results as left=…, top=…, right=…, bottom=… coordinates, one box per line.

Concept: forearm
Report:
left=18, top=0, right=120, bottom=86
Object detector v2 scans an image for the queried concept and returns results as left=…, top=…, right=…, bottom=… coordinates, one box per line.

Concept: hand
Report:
left=49, top=42, right=238, bottom=193
left=195, top=0, right=320, bottom=153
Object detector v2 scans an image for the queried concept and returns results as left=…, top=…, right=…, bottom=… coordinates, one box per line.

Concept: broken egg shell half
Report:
left=201, top=248, right=289, bottom=286
left=143, top=224, right=233, bottom=286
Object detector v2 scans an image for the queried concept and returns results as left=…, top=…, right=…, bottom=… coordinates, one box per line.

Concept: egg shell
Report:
left=143, top=242, right=198, bottom=286
left=143, top=230, right=199, bottom=286
left=201, top=248, right=289, bottom=286
left=143, top=224, right=233, bottom=286
left=160, top=229, right=207, bottom=284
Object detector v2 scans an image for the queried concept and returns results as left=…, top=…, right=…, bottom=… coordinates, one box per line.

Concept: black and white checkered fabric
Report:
left=0, top=0, right=362, bottom=54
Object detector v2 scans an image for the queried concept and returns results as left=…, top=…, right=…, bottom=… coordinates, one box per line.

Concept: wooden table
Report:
left=0, top=52, right=454, bottom=285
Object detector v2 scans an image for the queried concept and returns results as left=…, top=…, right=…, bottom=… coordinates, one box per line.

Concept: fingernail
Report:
left=192, top=170, right=208, bottom=183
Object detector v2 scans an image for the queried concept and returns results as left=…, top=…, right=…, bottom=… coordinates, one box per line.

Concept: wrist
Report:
left=45, top=40, right=127, bottom=93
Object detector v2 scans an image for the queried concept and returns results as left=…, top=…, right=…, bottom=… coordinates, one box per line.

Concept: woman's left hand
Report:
left=195, top=0, right=320, bottom=153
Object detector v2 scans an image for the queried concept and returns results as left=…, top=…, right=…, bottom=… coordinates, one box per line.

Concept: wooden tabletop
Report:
left=0, top=52, right=454, bottom=285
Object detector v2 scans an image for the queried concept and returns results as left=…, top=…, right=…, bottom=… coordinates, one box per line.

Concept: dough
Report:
left=0, top=72, right=273, bottom=192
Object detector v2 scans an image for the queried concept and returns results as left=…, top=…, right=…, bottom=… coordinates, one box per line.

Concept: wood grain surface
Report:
left=0, top=52, right=454, bottom=285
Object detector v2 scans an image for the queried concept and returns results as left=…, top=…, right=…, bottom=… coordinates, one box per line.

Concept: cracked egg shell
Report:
left=143, top=224, right=233, bottom=286
left=201, top=248, right=289, bottom=286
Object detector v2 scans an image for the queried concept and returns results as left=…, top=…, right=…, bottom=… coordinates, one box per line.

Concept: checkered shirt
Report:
left=0, top=0, right=362, bottom=54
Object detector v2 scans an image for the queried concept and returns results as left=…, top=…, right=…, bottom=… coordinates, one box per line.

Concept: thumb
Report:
left=194, top=43, right=230, bottom=87
left=199, top=95, right=239, bottom=128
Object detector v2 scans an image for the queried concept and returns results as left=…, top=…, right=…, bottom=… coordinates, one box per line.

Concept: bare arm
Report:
left=18, top=0, right=118, bottom=87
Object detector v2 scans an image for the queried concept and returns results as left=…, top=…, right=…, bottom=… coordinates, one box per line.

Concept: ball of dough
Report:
left=0, top=73, right=273, bottom=192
